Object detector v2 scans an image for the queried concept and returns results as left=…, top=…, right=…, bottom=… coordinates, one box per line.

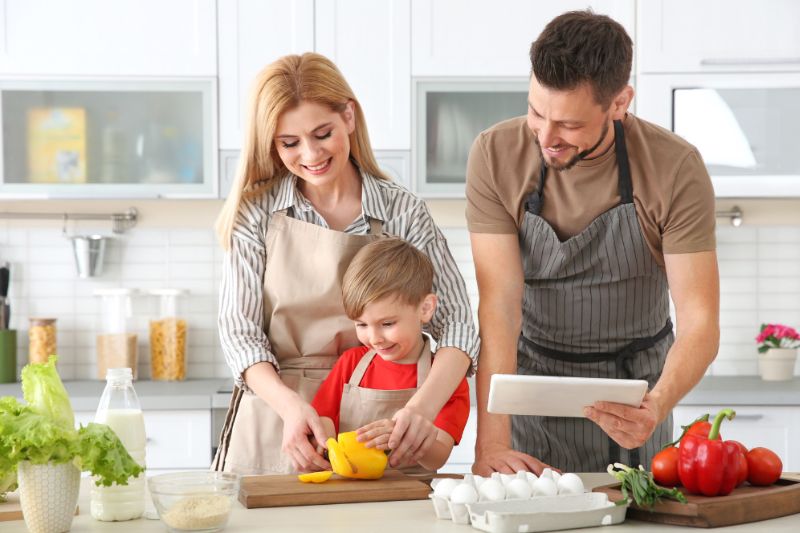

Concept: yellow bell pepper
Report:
left=326, top=431, right=388, bottom=480
left=297, top=470, right=333, bottom=483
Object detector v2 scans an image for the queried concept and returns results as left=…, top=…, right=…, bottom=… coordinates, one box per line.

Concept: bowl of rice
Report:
left=148, top=471, right=239, bottom=532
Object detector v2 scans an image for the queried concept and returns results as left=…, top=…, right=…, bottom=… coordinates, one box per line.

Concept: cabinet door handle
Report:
left=734, top=414, right=764, bottom=420
left=700, top=57, right=800, bottom=66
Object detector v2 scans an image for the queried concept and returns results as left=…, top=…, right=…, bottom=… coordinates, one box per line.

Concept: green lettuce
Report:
left=0, top=356, right=144, bottom=501
left=21, top=355, right=74, bottom=430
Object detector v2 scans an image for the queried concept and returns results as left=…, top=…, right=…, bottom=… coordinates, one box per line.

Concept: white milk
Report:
left=90, top=408, right=146, bottom=521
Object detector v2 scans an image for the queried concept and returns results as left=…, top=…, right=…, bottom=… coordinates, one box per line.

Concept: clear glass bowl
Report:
left=148, top=471, right=240, bottom=533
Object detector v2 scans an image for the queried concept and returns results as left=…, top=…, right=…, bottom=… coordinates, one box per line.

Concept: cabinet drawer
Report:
left=76, top=410, right=212, bottom=470
left=672, top=405, right=796, bottom=470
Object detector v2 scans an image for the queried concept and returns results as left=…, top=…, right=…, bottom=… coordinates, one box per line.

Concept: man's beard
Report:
left=535, top=120, right=610, bottom=171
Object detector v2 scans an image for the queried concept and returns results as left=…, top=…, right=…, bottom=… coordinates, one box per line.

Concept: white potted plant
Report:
left=755, top=323, right=800, bottom=381
left=0, top=357, right=143, bottom=533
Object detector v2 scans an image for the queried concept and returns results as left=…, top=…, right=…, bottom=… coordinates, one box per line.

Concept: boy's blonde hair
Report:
left=342, top=237, right=434, bottom=320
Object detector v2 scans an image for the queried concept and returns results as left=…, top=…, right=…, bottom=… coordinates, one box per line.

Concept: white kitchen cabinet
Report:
left=315, top=0, right=411, bottom=151
left=440, top=408, right=476, bottom=474
left=76, top=410, right=212, bottom=470
left=637, top=0, right=800, bottom=73
left=0, top=0, right=216, bottom=77
left=672, top=405, right=800, bottom=472
left=218, top=0, right=410, bottom=151
left=411, top=0, right=635, bottom=77
left=217, top=0, right=314, bottom=149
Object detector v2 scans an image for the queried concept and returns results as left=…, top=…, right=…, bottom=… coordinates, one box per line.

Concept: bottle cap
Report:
left=106, top=367, right=133, bottom=381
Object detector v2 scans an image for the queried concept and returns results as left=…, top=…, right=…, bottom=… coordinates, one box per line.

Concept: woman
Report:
left=213, top=53, right=479, bottom=475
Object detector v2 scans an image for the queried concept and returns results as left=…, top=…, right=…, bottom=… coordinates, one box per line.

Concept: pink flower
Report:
left=756, top=323, right=800, bottom=352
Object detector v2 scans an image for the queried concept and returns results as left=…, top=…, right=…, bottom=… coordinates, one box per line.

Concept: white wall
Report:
left=1, top=198, right=799, bottom=380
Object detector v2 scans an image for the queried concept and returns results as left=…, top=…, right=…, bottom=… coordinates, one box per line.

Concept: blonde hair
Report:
left=342, top=237, right=434, bottom=320
left=215, top=52, right=390, bottom=249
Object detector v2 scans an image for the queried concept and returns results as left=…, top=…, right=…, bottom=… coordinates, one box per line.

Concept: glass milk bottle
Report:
left=91, top=367, right=146, bottom=521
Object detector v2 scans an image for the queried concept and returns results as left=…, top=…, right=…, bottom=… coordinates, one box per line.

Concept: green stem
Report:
left=708, top=409, right=735, bottom=440
left=661, top=413, right=710, bottom=449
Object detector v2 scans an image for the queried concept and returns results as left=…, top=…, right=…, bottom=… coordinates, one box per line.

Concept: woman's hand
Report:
left=281, top=397, right=331, bottom=472
left=385, top=406, right=439, bottom=467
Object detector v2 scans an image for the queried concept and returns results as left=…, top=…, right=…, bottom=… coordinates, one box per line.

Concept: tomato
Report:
left=746, top=447, right=783, bottom=486
left=729, top=441, right=749, bottom=487
left=651, top=446, right=681, bottom=487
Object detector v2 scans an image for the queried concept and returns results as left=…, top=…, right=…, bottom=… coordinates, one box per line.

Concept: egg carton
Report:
left=467, top=493, right=628, bottom=533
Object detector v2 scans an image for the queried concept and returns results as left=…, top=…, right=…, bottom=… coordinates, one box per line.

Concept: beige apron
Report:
left=339, top=338, right=435, bottom=475
left=212, top=209, right=382, bottom=475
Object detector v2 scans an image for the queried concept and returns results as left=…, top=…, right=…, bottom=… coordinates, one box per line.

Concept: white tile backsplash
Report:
left=1, top=224, right=798, bottom=381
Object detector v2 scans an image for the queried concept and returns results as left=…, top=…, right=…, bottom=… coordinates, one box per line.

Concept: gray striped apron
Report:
left=513, top=120, right=674, bottom=472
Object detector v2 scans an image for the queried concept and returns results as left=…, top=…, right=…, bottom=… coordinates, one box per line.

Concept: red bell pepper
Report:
left=678, top=409, right=740, bottom=496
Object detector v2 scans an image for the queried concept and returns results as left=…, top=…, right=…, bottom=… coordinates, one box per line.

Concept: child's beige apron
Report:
left=212, top=209, right=382, bottom=475
left=339, top=338, right=435, bottom=475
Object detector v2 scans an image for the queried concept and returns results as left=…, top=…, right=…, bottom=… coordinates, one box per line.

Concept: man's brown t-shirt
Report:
left=465, top=114, right=716, bottom=267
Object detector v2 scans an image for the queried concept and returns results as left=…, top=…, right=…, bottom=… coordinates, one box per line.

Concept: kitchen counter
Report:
left=3, top=473, right=799, bottom=532
left=0, top=375, right=798, bottom=411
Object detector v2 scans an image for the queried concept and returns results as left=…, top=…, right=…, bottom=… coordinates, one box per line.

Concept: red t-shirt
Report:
left=311, top=345, right=470, bottom=443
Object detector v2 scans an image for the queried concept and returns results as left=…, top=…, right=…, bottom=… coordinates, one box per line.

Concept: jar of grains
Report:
left=94, top=289, right=139, bottom=380
left=29, top=318, right=57, bottom=364
left=148, top=289, right=188, bottom=381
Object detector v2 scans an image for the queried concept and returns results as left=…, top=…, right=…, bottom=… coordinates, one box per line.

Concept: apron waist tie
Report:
left=518, top=319, right=673, bottom=468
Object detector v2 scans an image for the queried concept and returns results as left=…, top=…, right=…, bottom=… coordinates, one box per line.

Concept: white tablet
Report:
left=487, top=374, right=649, bottom=418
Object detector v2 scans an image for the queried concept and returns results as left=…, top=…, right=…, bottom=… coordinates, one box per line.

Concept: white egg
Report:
left=531, top=477, right=558, bottom=497
left=449, top=482, right=479, bottom=504
left=478, top=479, right=506, bottom=502
left=472, top=475, right=487, bottom=489
left=539, top=468, right=555, bottom=481
left=490, top=472, right=503, bottom=483
left=499, top=473, right=514, bottom=487
left=505, top=478, right=533, bottom=500
left=551, top=471, right=562, bottom=484
left=556, top=473, right=585, bottom=495
left=432, top=478, right=459, bottom=499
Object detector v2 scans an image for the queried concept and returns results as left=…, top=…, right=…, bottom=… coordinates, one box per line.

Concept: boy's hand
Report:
left=356, top=418, right=395, bottom=450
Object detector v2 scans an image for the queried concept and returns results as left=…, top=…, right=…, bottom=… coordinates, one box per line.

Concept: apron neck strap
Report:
left=348, top=349, right=378, bottom=386
left=367, top=216, right=382, bottom=235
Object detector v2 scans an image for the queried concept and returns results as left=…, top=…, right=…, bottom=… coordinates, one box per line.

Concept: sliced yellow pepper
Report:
left=297, top=470, right=333, bottom=483
left=326, top=437, right=355, bottom=478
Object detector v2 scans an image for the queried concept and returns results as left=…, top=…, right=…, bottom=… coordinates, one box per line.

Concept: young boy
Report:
left=310, top=237, right=470, bottom=471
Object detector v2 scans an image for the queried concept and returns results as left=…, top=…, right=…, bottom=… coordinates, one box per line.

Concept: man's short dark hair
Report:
left=530, top=10, right=632, bottom=108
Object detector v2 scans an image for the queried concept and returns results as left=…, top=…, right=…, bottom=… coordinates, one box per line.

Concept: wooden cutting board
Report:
left=239, top=469, right=431, bottom=508
left=0, top=493, right=79, bottom=522
left=594, top=476, right=800, bottom=528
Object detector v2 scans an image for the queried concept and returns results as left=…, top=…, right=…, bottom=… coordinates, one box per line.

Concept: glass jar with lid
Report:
left=148, top=289, right=188, bottom=381
left=28, top=317, right=57, bottom=364
left=94, top=289, right=138, bottom=380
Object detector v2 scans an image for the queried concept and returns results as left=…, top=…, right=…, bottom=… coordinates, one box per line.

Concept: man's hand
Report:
left=584, top=392, right=665, bottom=449
left=473, top=442, right=553, bottom=476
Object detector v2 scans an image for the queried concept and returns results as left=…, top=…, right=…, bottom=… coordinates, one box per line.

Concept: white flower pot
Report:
left=758, top=348, right=798, bottom=381
left=17, top=461, right=80, bottom=533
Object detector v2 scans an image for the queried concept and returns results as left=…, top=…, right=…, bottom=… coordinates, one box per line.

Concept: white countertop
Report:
left=3, top=473, right=800, bottom=532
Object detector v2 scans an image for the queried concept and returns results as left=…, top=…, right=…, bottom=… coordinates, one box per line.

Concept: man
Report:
left=467, top=10, right=719, bottom=473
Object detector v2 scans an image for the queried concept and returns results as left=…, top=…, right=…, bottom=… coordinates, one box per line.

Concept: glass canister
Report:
left=29, top=317, right=57, bottom=364
left=94, top=289, right=138, bottom=380
left=148, top=289, right=188, bottom=381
